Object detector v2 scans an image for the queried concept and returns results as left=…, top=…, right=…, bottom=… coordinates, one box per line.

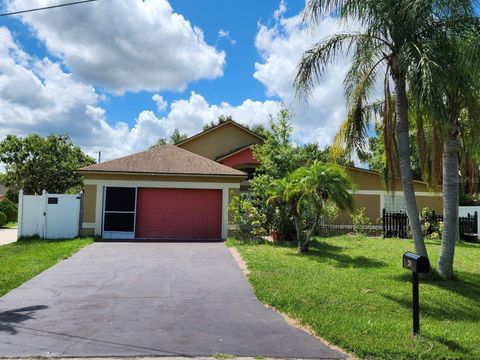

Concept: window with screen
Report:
left=103, top=187, right=136, bottom=232
left=384, top=194, right=407, bottom=213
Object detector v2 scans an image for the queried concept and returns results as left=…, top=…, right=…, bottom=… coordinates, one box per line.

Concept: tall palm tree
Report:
left=417, top=26, right=480, bottom=278
left=268, top=162, right=354, bottom=253
left=295, top=0, right=472, bottom=257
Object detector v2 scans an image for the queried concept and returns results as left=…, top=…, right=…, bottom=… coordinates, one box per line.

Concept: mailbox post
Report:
left=402, top=252, right=430, bottom=336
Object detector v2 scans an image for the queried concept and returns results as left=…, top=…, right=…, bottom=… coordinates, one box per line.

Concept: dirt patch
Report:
left=228, top=247, right=250, bottom=276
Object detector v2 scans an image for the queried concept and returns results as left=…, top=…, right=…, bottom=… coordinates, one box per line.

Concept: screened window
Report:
left=103, top=187, right=136, bottom=232
left=384, top=194, right=407, bottom=213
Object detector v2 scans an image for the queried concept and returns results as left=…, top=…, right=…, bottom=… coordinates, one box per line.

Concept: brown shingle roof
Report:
left=77, top=145, right=246, bottom=177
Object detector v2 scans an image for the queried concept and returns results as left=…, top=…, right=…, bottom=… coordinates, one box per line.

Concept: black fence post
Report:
left=475, top=211, right=478, bottom=233
left=382, top=208, right=386, bottom=237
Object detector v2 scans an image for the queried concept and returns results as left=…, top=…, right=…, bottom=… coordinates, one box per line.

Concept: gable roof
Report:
left=216, top=144, right=256, bottom=162
left=176, top=119, right=265, bottom=147
left=77, top=145, right=246, bottom=177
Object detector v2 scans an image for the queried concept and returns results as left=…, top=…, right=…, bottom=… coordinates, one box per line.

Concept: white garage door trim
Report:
left=85, top=179, right=240, bottom=239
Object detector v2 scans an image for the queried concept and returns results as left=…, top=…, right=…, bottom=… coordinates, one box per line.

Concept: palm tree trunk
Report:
left=438, top=123, right=460, bottom=279
left=300, top=212, right=321, bottom=253
left=393, top=75, right=428, bottom=257
left=294, top=216, right=304, bottom=253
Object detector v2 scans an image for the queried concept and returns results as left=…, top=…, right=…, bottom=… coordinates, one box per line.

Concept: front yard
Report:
left=0, top=237, right=94, bottom=296
left=228, top=236, right=480, bottom=360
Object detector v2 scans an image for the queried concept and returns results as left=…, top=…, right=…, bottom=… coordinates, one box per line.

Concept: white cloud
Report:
left=253, top=3, right=354, bottom=147
left=0, top=2, right=366, bottom=164
left=6, top=0, right=225, bottom=94
left=0, top=26, right=278, bottom=161
left=152, top=94, right=168, bottom=112
left=217, top=29, right=237, bottom=45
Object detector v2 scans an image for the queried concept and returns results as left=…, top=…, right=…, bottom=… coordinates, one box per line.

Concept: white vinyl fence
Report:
left=459, top=206, right=480, bottom=239
left=18, top=190, right=82, bottom=239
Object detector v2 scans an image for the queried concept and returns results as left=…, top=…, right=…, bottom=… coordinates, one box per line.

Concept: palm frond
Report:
left=294, top=32, right=370, bottom=99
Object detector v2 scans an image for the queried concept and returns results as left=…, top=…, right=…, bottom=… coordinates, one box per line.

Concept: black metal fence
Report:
left=382, top=209, right=478, bottom=239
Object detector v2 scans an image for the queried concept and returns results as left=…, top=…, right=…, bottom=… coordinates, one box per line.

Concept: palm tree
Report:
left=295, top=0, right=472, bottom=257
left=417, top=26, right=480, bottom=278
left=268, top=162, right=354, bottom=253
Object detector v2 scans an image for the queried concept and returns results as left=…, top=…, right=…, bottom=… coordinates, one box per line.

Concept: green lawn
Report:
left=0, top=237, right=94, bottom=297
left=228, top=236, right=480, bottom=360
left=1, top=221, right=17, bottom=229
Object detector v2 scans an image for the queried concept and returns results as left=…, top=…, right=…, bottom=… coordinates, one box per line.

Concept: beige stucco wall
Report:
left=416, top=196, right=443, bottom=213
left=83, top=185, right=97, bottom=223
left=346, top=167, right=437, bottom=192
left=178, top=123, right=263, bottom=160
left=337, top=194, right=382, bottom=223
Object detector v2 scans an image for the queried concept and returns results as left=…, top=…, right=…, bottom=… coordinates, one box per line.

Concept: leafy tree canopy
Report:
left=0, top=134, right=95, bottom=199
left=203, top=115, right=271, bottom=138
left=149, top=128, right=188, bottom=149
left=251, top=108, right=353, bottom=234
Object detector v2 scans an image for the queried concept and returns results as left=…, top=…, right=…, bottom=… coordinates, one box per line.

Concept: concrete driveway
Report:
left=0, top=228, right=17, bottom=246
left=0, top=242, right=346, bottom=359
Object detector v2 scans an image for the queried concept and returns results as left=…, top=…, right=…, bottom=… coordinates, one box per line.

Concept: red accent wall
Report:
left=136, top=188, right=222, bottom=239
left=219, top=148, right=260, bottom=168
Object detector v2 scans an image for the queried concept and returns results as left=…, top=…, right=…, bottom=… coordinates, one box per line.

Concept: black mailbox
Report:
left=403, top=252, right=430, bottom=336
left=403, top=252, right=430, bottom=273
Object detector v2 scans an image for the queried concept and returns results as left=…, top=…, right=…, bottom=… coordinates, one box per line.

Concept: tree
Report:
left=252, top=108, right=353, bottom=235
left=251, top=108, right=319, bottom=234
left=169, top=128, right=188, bottom=144
left=203, top=115, right=270, bottom=138
left=0, top=134, right=95, bottom=198
left=149, top=128, right=188, bottom=148
left=268, top=162, right=354, bottom=253
left=419, top=24, right=480, bottom=278
left=203, top=115, right=232, bottom=131
left=294, top=0, right=471, bottom=258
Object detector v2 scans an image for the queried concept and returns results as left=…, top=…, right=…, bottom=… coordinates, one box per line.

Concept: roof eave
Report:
left=176, top=120, right=265, bottom=147
left=76, top=169, right=247, bottom=178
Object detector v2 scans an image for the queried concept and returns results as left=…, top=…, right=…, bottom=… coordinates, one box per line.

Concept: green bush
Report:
left=351, top=207, right=372, bottom=235
left=0, top=199, right=17, bottom=223
left=0, top=211, right=7, bottom=227
left=229, top=195, right=267, bottom=241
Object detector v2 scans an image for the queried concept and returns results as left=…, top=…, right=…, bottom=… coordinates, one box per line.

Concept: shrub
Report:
left=0, top=211, right=6, bottom=227
left=322, top=201, right=339, bottom=223
left=420, top=207, right=442, bottom=238
left=229, top=195, right=267, bottom=241
left=0, top=199, right=17, bottom=223
left=351, top=207, right=372, bottom=235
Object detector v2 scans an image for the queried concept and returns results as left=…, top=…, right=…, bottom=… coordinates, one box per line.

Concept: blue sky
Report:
left=0, top=0, right=348, bottom=160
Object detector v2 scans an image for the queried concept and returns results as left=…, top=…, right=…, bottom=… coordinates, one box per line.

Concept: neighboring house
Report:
left=341, top=167, right=442, bottom=223
left=77, top=119, right=442, bottom=239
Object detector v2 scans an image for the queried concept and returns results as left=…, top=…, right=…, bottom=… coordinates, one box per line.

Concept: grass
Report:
left=0, top=237, right=94, bottom=297
left=228, top=236, right=480, bottom=360
left=1, top=221, right=17, bottom=229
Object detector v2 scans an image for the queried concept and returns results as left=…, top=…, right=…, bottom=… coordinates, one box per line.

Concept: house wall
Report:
left=219, top=147, right=260, bottom=168
left=331, top=168, right=443, bottom=224
left=178, top=123, right=263, bottom=160
left=336, top=194, right=382, bottom=223
left=345, top=167, right=436, bottom=193
left=81, top=173, right=241, bottom=239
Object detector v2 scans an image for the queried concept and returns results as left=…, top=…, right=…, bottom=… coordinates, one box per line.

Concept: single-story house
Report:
left=77, top=119, right=442, bottom=239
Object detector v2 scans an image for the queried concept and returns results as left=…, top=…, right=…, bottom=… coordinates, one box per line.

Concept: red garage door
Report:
left=135, top=188, right=222, bottom=239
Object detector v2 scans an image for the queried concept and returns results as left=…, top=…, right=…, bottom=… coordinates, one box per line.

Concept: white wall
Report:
left=459, top=206, right=480, bottom=238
